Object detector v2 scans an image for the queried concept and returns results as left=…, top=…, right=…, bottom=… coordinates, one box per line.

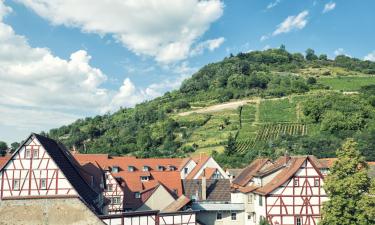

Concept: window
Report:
left=112, top=166, right=119, bottom=173
left=173, top=189, right=178, bottom=195
left=259, top=195, right=263, bottom=206
left=40, top=178, right=47, bottom=189
left=247, top=194, right=253, bottom=203
left=13, top=179, right=20, bottom=190
left=158, top=166, right=164, bottom=171
left=128, top=166, right=134, bottom=172
left=107, top=184, right=113, bottom=191
left=135, top=192, right=141, bottom=199
left=33, top=149, right=38, bottom=158
left=112, top=197, right=121, bottom=205
left=184, top=167, right=188, bottom=174
left=314, top=178, right=320, bottom=187
left=169, top=166, right=176, bottom=171
left=294, top=178, right=299, bottom=187
left=143, top=166, right=149, bottom=171
left=212, top=170, right=220, bottom=179
left=25, top=149, right=31, bottom=158
left=216, top=212, right=222, bottom=220
left=247, top=213, right=252, bottom=220
left=296, top=217, right=302, bottom=225
left=191, top=194, right=197, bottom=201
left=231, top=212, right=237, bottom=221
left=141, top=176, right=149, bottom=181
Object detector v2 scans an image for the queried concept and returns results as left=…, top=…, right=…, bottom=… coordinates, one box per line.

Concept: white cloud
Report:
left=266, top=0, right=281, bottom=10
left=272, top=10, right=309, bottom=36
left=334, top=48, right=351, bottom=57
left=16, top=0, right=224, bottom=64
left=0, top=2, right=193, bottom=143
left=190, top=37, right=225, bottom=56
left=263, top=45, right=271, bottom=50
left=260, top=35, right=269, bottom=42
left=323, top=2, right=336, bottom=13
left=364, top=51, right=375, bottom=61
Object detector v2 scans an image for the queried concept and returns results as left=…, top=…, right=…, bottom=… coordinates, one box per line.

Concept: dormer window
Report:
left=143, top=166, right=150, bottom=171
left=168, top=165, right=176, bottom=171
left=141, top=176, right=149, bottom=181
left=158, top=166, right=164, bottom=171
left=111, top=166, right=119, bottom=173
left=212, top=170, right=221, bottom=179
left=128, top=166, right=135, bottom=172
left=184, top=167, right=188, bottom=174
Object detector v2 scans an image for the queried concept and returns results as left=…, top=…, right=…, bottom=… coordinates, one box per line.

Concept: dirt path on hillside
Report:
left=178, top=98, right=260, bottom=116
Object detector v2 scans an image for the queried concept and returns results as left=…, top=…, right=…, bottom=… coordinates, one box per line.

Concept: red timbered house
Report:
left=0, top=133, right=104, bottom=213
left=232, top=155, right=328, bottom=225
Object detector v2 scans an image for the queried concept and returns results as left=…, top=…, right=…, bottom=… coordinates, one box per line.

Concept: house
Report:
left=183, top=177, right=245, bottom=225
left=0, top=133, right=105, bottom=225
left=73, top=153, right=228, bottom=213
left=231, top=155, right=328, bottom=225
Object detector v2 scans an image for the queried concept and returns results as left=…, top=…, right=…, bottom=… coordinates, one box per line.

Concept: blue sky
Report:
left=0, top=0, right=375, bottom=143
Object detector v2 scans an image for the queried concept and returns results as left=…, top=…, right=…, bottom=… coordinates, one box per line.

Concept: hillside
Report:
left=47, top=48, right=375, bottom=168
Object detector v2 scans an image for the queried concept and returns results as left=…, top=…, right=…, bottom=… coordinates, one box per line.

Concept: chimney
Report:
left=201, top=169, right=207, bottom=201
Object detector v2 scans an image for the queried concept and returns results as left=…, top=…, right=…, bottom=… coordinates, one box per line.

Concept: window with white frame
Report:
left=141, top=176, right=149, bottom=181
left=247, top=194, right=253, bottom=203
left=25, top=149, right=31, bottom=158
left=231, top=212, right=237, bottom=220
left=107, top=184, right=113, bottom=191
left=296, top=217, right=302, bottom=225
left=259, top=195, right=263, bottom=206
left=111, top=166, right=119, bottom=173
left=40, top=178, right=47, bottom=189
left=158, top=166, right=164, bottom=171
left=112, top=197, right=121, bottom=205
left=216, top=212, right=222, bottom=220
left=33, top=149, right=38, bottom=158
left=184, top=167, right=188, bottom=174
left=128, top=166, right=135, bottom=172
left=294, top=178, right=299, bottom=186
left=134, top=192, right=141, bottom=199
left=143, top=166, right=149, bottom=171
left=13, top=179, right=20, bottom=190
left=314, top=178, right=320, bottom=187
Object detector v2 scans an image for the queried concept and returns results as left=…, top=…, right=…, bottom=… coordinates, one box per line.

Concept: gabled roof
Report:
left=182, top=179, right=231, bottom=202
left=0, top=134, right=102, bottom=213
left=186, top=155, right=211, bottom=179
left=254, top=156, right=323, bottom=195
left=232, top=158, right=270, bottom=186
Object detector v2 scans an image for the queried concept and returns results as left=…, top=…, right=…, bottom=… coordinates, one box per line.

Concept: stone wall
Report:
left=0, top=198, right=104, bottom=225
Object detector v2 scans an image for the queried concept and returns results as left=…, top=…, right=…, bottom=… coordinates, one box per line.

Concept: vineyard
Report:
left=236, top=122, right=308, bottom=153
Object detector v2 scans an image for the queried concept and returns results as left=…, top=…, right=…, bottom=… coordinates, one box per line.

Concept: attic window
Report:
left=158, top=166, right=165, bottom=171
left=212, top=170, right=220, bottom=179
left=168, top=165, right=176, bottom=171
left=141, top=176, right=149, bottom=181
left=135, top=192, right=141, bottom=199
left=128, top=166, right=135, bottom=172
left=25, top=149, right=31, bottom=158
left=143, top=166, right=150, bottom=172
left=112, top=166, right=119, bottom=173
left=184, top=167, right=188, bottom=174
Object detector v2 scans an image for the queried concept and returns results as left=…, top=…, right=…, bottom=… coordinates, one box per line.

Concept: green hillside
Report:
left=47, top=48, right=375, bottom=168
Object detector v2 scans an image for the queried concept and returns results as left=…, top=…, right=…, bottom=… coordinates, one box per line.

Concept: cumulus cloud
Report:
left=364, top=51, right=375, bottom=61
left=16, top=0, right=224, bottom=63
left=273, top=10, right=309, bottom=36
left=0, top=2, right=192, bottom=142
left=190, top=37, right=225, bottom=56
left=323, top=2, right=336, bottom=13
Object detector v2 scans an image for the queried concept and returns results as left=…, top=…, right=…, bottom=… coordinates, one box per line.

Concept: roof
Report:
left=163, top=195, right=191, bottom=213
left=186, top=155, right=211, bottom=179
left=182, top=179, right=231, bottom=202
left=199, top=168, right=217, bottom=179
left=0, top=156, right=10, bottom=170
left=226, top=168, right=243, bottom=179
left=318, top=158, right=337, bottom=168
left=232, top=158, right=270, bottom=186
left=255, top=156, right=322, bottom=195
left=74, top=154, right=184, bottom=210
left=235, top=185, right=259, bottom=194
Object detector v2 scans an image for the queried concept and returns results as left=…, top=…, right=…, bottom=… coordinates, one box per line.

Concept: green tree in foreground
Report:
left=321, top=139, right=372, bottom=225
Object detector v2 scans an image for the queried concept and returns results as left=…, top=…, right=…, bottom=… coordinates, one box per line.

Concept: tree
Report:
left=224, top=134, right=236, bottom=156
left=10, top=142, right=20, bottom=152
left=0, top=141, right=8, bottom=156
left=305, top=48, right=318, bottom=61
left=321, top=139, right=372, bottom=225
left=319, top=54, right=328, bottom=61
left=259, top=217, right=270, bottom=225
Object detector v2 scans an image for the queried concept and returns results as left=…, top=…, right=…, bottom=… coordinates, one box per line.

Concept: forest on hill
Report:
left=37, top=47, right=375, bottom=168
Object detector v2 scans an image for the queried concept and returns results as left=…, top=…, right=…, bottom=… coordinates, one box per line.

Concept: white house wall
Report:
left=0, top=137, right=77, bottom=198
left=192, top=158, right=229, bottom=179
left=180, top=160, right=196, bottom=179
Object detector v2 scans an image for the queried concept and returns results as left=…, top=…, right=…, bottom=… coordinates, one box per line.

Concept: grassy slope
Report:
left=175, top=74, right=375, bottom=156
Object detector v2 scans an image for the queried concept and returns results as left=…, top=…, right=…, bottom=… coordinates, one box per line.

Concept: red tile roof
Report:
left=186, top=155, right=211, bottom=179
left=0, top=156, right=10, bottom=170
left=232, top=158, right=270, bottom=186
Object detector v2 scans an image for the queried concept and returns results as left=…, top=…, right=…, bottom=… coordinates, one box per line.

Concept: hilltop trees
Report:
left=321, top=139, right=373, bottom=225
left=0, top=141, right=8, bottom=156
